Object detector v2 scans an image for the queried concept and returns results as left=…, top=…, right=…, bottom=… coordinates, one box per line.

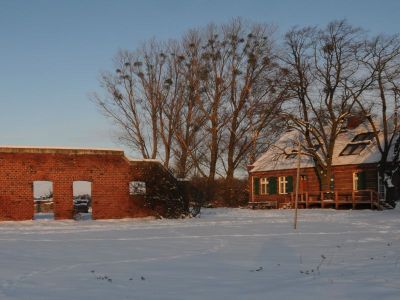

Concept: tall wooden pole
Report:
left=294, top=133, right=301, bottom=229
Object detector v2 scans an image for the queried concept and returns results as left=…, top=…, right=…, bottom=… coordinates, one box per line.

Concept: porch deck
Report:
left=249, top=190, right=381, bottom=210
left=289, top=190, right=381, bottom=209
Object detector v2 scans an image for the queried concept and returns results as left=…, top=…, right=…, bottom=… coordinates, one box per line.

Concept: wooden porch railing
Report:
left=290, top=189, right=381, bottom=209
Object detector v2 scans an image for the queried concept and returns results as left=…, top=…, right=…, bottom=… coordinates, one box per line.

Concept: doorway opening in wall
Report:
left=33, top=181, right=54, bottom=220
left=73, top=181, right=92, bottom=220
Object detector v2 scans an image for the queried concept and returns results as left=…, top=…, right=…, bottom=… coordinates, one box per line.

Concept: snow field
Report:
left=0, top=208, right=399, bottom=299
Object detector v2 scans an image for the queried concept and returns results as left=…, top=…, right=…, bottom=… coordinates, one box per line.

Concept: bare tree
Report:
left=93, top=49, right=159, bottom=158
left=172, top=30, right=207, bottom=178
left=135, top=41, right=170, bottom=160
left=94, top=41, right=179, bottom=162
left=193, top=23, right=232, bottom=182
left=220, top=19, right=286, bottom=179
left=356, top=34, right=400, bottom=205
left=157, top=41, right=186, bottom=168
left=282, top=20, right=372, bottom=190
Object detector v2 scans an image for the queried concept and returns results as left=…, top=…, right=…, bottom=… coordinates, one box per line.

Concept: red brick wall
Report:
left=0, top=148, right=173, bottom=221
left=249, top=164, right=378, bottom=206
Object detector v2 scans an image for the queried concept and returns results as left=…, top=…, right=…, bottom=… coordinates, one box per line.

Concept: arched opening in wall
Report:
left=33, top=181, right=54, bottom=220
left=73, top=181, right=92, bottom=220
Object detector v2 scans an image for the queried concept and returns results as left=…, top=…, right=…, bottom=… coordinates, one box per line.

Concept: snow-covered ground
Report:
left=0, top=208, right=400, bottom=300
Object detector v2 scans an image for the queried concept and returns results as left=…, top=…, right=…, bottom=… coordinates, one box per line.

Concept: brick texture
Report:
left=0, top=147, right=179, bottom=221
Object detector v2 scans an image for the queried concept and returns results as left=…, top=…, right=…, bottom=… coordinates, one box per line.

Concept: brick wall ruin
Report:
left=0, top=146, right=186, bottom=221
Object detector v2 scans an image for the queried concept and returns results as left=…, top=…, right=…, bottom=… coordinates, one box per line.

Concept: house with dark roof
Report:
left=247, top=119, right=396, bottom=209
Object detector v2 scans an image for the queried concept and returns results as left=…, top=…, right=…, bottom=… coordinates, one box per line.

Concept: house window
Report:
left=279, top=176, right=293, bottom=194
left=340, top=132, right=375, bottom=156
left=353, top=173, right=359, bottom=190
left=353, top=172, right=366, bottom=190
left=286, top=150, right=298, bottom=159
left=352, top=132, right=375, bottom=142
left=129, top=181, right=146, bottom=195
left=278, top=176, right=293, bottom=195
left=279, top=176, right=287, bottom=194
left=340, top=143, right=368, bottom=156
left=271, top=154, right=279, bottom=161
left=260, top=178, right=268, bottom=195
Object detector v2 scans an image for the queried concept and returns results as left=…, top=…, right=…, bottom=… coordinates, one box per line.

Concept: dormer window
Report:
left=340, top=131, right=375, bottom=156
left=340, top=142, right=368, bottom=156
left=351, top=132, right=375, bottom=142
left=286, top=150, right=298, bottom=159
left=271, top=154, right=279, bottom=161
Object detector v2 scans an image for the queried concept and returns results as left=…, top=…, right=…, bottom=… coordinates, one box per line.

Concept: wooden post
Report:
left=335, top=191, right=338, bottom=209
left=306, top=192, right=309, bottom=208
left=294, top=133, right=301, bottom=230
left=352, top=191, right=355, bottom=209
left=321, top=191, right=324, bottom=208
left=251, top=176, right=254, bottom=203
left=370, top=190, right=373, bottom=209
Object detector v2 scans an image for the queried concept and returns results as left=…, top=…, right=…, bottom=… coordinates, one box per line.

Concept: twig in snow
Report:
left=316, top=254, right=326, bottom=275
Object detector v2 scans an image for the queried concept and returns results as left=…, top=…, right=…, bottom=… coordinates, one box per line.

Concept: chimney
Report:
left=346, top=114, right=365, bottom=129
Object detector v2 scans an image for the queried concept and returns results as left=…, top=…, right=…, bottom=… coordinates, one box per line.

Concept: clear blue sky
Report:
left=1, top=0, right=399, bottom=155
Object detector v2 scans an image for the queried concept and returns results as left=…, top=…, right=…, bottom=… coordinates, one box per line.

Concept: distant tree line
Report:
left=93, top=18, right=400, bottom=205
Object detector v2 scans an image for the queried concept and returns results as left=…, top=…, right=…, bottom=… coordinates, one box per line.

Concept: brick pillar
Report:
left=54, top=180, right=74, bottom=220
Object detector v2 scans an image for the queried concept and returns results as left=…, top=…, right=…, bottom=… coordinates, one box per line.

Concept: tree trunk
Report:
left=208, top=127, right=218, bottom=181
left=164, top=143, right=171, bottom=169
left=226, top=131, right=237, bottom=180
left=176, top=150, right=188, bottom=179
left=151, top=107, right=158, bottom=159
left=320, top=167, right=333, bottom=192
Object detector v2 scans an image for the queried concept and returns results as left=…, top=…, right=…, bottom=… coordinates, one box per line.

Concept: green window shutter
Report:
left=357, top=172, right=366, bottom=190
left=253, top=177, right=260, bottom=195
left=268, top=177, right=277, bottom=195
left=286, top=176, right=293, bottom=193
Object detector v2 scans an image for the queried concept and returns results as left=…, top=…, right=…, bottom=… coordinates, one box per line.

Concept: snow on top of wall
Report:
left=0, top=146, right=169, bottom=165
left=0, top=145, right=124, bottom=151
left=128, top=157, right=162, bottom=163
left=0, top=145, right=125, bottom=155
left=250, top=121, right=396, bottom=173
